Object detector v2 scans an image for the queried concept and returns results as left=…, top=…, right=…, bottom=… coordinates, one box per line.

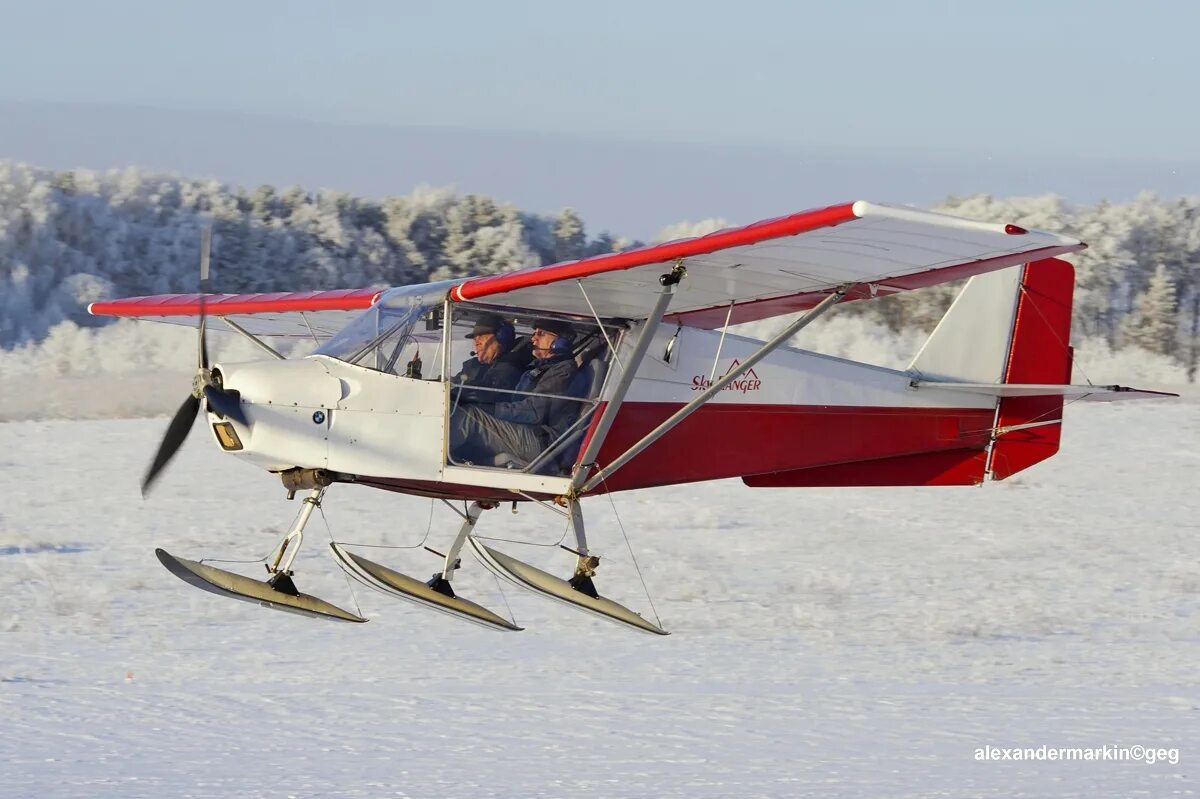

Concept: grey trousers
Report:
left=449, top=405, right=546, bottom=466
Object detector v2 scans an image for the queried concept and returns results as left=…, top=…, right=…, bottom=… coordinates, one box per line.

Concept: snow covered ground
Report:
left=1, top=391, right=1197, bottom=797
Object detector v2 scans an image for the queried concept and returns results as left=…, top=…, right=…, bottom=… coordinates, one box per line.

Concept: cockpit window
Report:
left=314, top=282, right=451, bottom=378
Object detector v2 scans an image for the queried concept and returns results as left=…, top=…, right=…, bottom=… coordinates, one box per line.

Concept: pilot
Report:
left=451, top=313, right=527, bottom=407
left=449, top=319, right=583, bottom=466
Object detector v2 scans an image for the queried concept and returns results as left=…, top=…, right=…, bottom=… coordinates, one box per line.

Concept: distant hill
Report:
left=3, top=100, right=1197, bottom=240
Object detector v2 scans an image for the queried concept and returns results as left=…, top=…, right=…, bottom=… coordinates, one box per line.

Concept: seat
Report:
left=531, top=355, right=609, bottom=475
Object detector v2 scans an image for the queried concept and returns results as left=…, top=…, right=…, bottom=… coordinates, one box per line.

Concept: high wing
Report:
left=452, top=201, right=1084, bottom=327
left=89, top=201, right=1083, bottom=334
left=88, top=288, right=383, bottom=338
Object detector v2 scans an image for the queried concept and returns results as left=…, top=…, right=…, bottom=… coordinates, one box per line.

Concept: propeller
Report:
left=141, top=226, right=247, bottom=497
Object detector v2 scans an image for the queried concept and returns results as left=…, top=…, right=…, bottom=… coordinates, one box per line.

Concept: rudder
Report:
left=987, top=257, right=1075, bottom=480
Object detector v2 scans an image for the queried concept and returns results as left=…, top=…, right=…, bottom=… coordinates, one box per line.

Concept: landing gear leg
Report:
left=154, top=485, right=366, bottom=622
left=565, top=499, right=601, bottom=599
left=426, top=501, right=485, bottom=597
left=264, top=487, right=324, bottom=595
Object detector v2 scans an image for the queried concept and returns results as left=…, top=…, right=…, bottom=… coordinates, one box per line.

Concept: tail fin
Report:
left=908, top=257, right=1076, bottom=480
left=988, top=258, right=1075, bottom=479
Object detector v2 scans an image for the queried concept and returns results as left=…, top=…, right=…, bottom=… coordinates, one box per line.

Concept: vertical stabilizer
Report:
left=987, top=258, right=1075, bottom=480
left=907, top=266, right=1024, bottom=383
left=907, top=257, right=1076, bottom=480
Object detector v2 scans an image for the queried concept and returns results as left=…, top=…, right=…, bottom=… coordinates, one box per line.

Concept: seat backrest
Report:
left=531, top=353, right=609, bottom=475
left=583, top=356, right=608, bottom=399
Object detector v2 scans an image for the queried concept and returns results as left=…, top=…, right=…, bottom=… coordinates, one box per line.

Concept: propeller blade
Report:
left=142, top=394, right=202, bottom=497
left=203, top=384, right=249, bottom=426
left=198, top=225, right=211, bottom=371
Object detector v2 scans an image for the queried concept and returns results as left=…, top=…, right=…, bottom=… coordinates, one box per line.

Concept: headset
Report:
left=548, top=331, right=574, bottom=356
left=494, top=320, right=516, bottom=350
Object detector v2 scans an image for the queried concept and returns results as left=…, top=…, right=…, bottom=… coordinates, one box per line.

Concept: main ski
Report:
left=467, top=538, right=668, bottom=635
left=329, top=543, right=522, bottom=632
left=156, top=548, right=367, bottom=623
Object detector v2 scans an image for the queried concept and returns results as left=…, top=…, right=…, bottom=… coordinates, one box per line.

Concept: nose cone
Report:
left=208, top=357, right=345, bottom=472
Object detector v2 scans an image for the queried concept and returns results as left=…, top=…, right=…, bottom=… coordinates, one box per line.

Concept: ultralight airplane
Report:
left=89, top=201, right=1173, bottom=634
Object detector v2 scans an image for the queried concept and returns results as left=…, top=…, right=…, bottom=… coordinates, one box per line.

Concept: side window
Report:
left=445, top=305, right=624, bottom=474
left=446, top=311, right=532, bottom=406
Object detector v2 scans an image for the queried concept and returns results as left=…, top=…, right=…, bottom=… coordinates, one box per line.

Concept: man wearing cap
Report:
left=451, top=313, right=528, bottom=407
left=450, top=319, right=584, bottom=468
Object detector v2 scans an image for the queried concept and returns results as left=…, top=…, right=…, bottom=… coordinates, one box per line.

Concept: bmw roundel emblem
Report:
left=312, top=410, right=326, bottom=424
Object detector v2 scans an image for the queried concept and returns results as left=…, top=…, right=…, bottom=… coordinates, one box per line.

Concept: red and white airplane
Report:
left=90, top=201, right=1172, bottom=634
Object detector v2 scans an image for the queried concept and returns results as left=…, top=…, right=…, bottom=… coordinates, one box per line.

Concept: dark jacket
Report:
left=494, top=353, right=585, bottom=441
left=451, top=339, right=530, bottom=405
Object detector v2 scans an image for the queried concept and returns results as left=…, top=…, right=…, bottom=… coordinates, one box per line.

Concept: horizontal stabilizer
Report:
left=156, top=548, right=366, bottom=622
left=912, top=381, right=1177, bottom=402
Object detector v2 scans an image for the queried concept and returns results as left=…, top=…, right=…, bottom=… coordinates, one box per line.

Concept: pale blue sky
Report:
left=1, top=0, right=1195, bottom=160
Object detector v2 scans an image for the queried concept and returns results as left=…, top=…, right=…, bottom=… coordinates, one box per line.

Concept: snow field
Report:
left=0, top=392, right=1197, bottom=797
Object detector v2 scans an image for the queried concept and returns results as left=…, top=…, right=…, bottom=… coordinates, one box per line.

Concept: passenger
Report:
left=449, top=319, right=583, bottom=467
left=450, top=313, right=527, bottom=407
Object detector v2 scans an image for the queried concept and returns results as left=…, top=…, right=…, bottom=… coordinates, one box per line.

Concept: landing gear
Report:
left=155, top=488, right=367, bottom=623
left=156, top=485, right=663, bottom=633
left=330, top=501, right=522, bottom=632
left=467, top=497, right=668, bottom=635
left=263, top=487, right=322, bottom=594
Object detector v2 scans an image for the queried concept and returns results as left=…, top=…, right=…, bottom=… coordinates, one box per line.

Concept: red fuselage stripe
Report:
left=584, top=402, right=996, bottom=494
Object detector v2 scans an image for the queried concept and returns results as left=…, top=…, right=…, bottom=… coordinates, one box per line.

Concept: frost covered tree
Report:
left=654, top=218, right=727, bottom=242
left=1121, top=264, right=1179, bottom=357
left=3, top=159, right=1200, bottom=384
left=552, top=208, right=586, bottom=263
left=0, top=163, right=624, bottom=348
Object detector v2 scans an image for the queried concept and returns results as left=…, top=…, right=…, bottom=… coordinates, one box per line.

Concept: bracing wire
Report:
left=488, top=569, right=519, bottom=628
left=318, top=503, right=365, bottom=618
left=600, top=480, right=665, bottom=629
left=960, top=397, right=1080, bottom=440
left=1017, top=284, right=1097, bottom=387
left=199, top=546, right=277, bottom=567
left=576, top=279, right=625, bottom=374
left=474, top=514, right=572, bottom=548
left=333, top=497, right=437, bottom=550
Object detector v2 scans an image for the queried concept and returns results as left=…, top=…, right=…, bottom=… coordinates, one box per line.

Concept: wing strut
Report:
left=569, top=263, right=686, bottom=492
left=579, top=285, right=849, bottom=494
left=219, top=316, right=286, bottom=360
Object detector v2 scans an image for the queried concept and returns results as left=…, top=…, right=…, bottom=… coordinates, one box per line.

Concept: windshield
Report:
left=314, top=282, right=454, bottom=378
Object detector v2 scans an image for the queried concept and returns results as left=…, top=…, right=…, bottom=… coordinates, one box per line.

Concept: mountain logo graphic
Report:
left=690, top=359, right=762, bottom=393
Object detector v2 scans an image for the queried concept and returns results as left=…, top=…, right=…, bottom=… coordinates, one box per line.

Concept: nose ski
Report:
left=155, top=548, right=366, bottom=623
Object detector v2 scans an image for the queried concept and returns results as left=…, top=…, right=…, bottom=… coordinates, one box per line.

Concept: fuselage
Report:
left=207, top=321, right=997, bottom=501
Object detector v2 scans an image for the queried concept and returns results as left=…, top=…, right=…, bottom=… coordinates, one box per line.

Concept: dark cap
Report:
left=532, top=318, right=575, bottom=340
left=464, top=313, right=507, bottom=339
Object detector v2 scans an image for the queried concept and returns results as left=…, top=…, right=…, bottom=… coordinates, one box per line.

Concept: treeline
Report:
left=0, top=161, right=627, bottom=347
left=1, top=161, right=1198, bottom=378
left=882, top=194, right=1200, bottom=376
